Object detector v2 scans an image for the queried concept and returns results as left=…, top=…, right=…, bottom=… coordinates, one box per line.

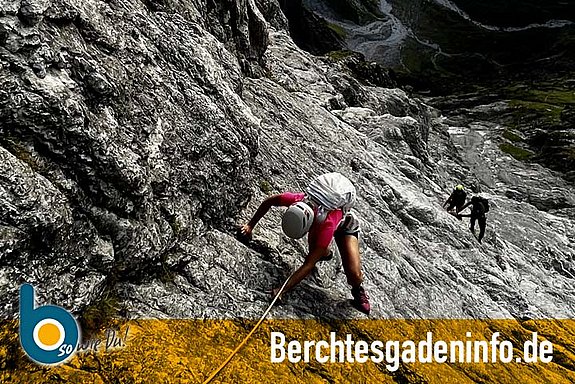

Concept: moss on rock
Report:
left=502, top=129, right=523, bottom=143
left=499, top=143, right=535, bottom=161
left=327, top=49, right=356, bottom=61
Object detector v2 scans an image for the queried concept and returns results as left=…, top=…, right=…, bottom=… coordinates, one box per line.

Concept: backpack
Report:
left=306, top=172, right=356, bottom=221
left=473, top=196, right=490, bottom=213
left=482, top=198, right=490, bottom=213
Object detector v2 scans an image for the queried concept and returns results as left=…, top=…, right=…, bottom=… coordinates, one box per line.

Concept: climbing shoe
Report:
left=351, top=286, right=371, bottom=315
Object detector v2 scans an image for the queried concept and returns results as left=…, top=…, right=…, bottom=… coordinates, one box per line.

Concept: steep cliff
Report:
left=1, top=1, right=575, bottom=381
left=2, top=0, right=574, bottom=320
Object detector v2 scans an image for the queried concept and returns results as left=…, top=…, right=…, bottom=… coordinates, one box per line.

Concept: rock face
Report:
left=0, top=0, right=262, bottom=316
left=1, top=0, right=575, bottom=330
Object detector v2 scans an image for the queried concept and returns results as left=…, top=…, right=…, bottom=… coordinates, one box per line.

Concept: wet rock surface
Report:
left=0, top=0, right=574, bottom=329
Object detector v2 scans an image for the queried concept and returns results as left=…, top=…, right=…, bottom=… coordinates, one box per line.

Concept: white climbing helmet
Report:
left=281, top=202, right=314, bottom=239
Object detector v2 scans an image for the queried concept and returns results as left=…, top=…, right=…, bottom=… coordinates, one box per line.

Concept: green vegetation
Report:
left=326, top=22, right=347, bottom=38
left=328, top=0, right=383, bottom=24
left=505, top=85, right=575, bottom=105
left=259, top=179, right=273, bottom=194
left=398, top=44, right=437, bottom=74
left=505, top=81, right=574, bottom=129
left=499, top=143, right=535, bottom=161
left=394, top=42, right=478, bottom=94
left=326, top=50, right=355, bottom=61
left=502, top=129, right=523, bottom=143
left=508, top=99, right=564, bottom=124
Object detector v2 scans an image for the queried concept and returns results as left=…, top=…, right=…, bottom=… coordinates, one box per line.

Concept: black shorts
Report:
left=334, top=230, right=359, bottom=240
left=334, top=211, right=360, bottom=240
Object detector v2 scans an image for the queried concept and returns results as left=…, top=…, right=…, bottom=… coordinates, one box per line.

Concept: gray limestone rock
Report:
left=0, top=0, right=574, bottom=328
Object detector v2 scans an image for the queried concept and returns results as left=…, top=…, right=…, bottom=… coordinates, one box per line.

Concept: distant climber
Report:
left=457, top=195, right=490, bottom=243
left=238, top=172, right=371, bottom=315
left=443, top=184, right=467, bottom=214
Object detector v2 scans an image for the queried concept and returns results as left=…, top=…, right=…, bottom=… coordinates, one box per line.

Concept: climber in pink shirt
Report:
left=239, top=184, right=371, bottom=315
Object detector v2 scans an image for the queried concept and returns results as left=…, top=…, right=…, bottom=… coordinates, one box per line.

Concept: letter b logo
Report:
left=19, top=284, right=80, bottom=365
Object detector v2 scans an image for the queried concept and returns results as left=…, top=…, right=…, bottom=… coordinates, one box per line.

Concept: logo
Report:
left=19, top=284, right=80, bottom=365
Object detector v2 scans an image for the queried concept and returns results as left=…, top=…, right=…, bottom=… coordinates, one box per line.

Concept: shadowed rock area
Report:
left=1, top=0, right=574, bottom=331
left=290, top=0, right=575, bottom=92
